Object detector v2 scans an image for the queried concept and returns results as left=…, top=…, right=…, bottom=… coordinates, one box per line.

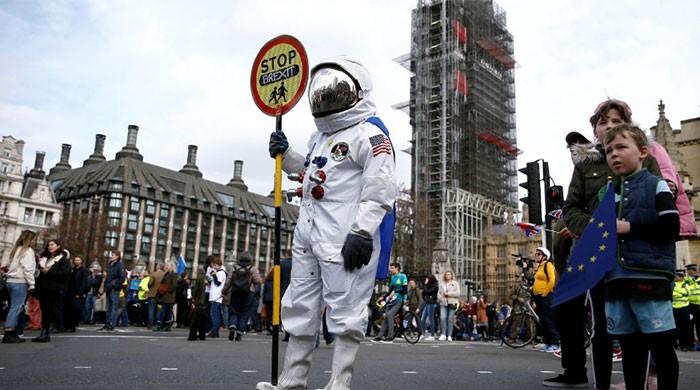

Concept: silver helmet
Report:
left=308, top=66, right=363, bottom=118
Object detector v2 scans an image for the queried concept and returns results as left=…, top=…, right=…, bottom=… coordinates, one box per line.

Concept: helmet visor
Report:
left=308, top=67, right=361, bottom=117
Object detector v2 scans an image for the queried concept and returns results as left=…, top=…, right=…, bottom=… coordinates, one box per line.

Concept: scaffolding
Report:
left=400, top=0, right=518, bottom=283
left=439, top=188, right=511, bottom=289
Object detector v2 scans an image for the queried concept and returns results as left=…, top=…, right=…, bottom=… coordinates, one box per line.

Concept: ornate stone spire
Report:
left=652, top=99, right=686, bottom=173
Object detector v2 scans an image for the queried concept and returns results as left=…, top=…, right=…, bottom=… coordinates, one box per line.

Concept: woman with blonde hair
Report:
left=438, top=270, right=460, bottom=341
left=1, top=230, right=37, bottom=343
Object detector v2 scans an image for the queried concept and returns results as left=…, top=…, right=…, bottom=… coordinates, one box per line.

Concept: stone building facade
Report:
left=650, top=101, right=699, bottom=266
left=483, top=215, right=539, bottom=303
left=0, top=136, right=61, bottom=264
left=46, top=125, right=298, bottom=275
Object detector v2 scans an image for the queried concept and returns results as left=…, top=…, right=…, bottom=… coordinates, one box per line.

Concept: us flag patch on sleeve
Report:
left=369, top=134, right=392, bottom=157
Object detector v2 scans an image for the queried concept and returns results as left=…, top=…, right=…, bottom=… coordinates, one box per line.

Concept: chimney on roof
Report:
left=49, top=144, right=72, bottom=176
left=227, top=160, right=247, bottom=191
left=15, top=140, right=25, bottom=157
left=27, top=151, right=46, bottom=179
left=115, top=125, right=143, bottom=161
left=179, top=145, right=203, bottom=178
left=83, top=134, right=107, bottom=166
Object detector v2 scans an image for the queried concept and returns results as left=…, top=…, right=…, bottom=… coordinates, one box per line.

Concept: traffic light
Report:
left=545, top=185, right=564, bottom=212
left=519, top=161, right=542, bottom=225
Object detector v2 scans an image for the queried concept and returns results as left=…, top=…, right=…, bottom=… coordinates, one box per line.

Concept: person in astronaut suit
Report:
left=256, top=57, right=397, bottom=390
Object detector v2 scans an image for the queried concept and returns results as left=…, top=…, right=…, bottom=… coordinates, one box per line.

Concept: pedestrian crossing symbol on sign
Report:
left=250, top=35, right=309, bottom=117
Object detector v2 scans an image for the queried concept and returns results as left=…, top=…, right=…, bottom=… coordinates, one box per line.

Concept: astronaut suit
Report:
left=257, top=57, right=397, bottom=390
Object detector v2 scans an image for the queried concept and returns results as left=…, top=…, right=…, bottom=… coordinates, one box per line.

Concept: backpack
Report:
left=366, top=116, right=396, bottom=281
left=231, top=265, right=253, bottom=293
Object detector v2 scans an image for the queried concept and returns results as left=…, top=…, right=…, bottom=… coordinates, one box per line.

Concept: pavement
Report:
left=1, top=326, right=699, bottom=389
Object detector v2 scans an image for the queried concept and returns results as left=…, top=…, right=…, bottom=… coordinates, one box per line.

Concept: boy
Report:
left=603, top=124, right=679, bottom=390
left=188, top=267, right=208, bottom=341
left=548, top=100, right=662, bottom=389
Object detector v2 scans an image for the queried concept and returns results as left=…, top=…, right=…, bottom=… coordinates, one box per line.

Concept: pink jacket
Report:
left=648, top=142, right=697, bottom=238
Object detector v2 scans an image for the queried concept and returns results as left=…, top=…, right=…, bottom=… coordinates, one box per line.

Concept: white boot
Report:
left=256, top=335, right=316, bottom=390
left=317, top=334, right=361, bottom=390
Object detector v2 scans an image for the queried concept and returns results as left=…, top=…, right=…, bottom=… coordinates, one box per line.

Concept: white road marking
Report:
left=431, top=345, right=440, bottom=348
left=74, top=366, right=92, bottom=369
left=0, top=367, right=5, bottom=370
left=161, top=368, right=178, bottom=371
left=477, top=371, right=493, bottom=374
left=324, top=370, right=332, bottom=374
left=540, top=371, right=556, bottom=374
left=612, top=370, right=623, bottom=374
left=402, top=371, right=417, bottom=374
left=52, top=335, right=182, bottom=339
left=464, top=346, right=473, bottom=349
left=242, top=370, right=258, bottom=373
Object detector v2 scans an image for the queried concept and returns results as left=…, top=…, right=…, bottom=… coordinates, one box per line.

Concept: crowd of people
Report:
left=3, top=98, right=700, bottom=390
left=368, top=262, right=511, bottom=344
left=0, top=239, right=285, bottom=344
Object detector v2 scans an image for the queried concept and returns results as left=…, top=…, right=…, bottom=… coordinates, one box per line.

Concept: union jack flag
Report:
left=515, top=222, right=540, bottom=237
left=369, top=134, right=392, bottom=157
left=548, top=209, right=563, bottom=220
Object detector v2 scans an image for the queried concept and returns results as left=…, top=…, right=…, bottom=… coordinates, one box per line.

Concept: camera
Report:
left=511, top=253, right=533, bottom=269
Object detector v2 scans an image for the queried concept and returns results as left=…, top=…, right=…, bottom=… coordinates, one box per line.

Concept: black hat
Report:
left=566, top=131, right=592, bottom=146
left=685, top=264, right=698, bottom=271
left=675, top=269, right=686, bottom=276
left=238, top=252, right=253, bottom=266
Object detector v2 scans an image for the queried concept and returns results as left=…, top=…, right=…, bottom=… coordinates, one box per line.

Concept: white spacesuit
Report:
left=257, top=57, right=397, bottom=390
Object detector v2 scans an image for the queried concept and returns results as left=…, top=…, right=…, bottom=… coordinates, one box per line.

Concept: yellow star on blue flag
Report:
left=553, top=182, right=617, bottom=306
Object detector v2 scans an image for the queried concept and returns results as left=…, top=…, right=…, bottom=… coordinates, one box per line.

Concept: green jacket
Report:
left=156, top=271, right=178, bottom=304
left=562, top=143, right=660, bottom=235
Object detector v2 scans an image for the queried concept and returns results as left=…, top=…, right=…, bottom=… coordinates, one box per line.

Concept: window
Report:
left=261, top=204, right=275, bottom=217
left=44, top=212, right=54, bottom=225
left=108, top=193, right=123, bottom=208
left=143, top=216, right=153, bottom=234
left=110, top=181, right=123, bottom=191
left=35, top=210, right=45, bottom=225
left=23, top=208, right=33, bottom=222
left=107, top=210, right=120, bottom=226
left=127, top=213, right=138, bottom=231
left=159, top=203, right=170, bottom=219
left=216, top=192, right=235, bottom=208
left=105, top=230, right=119, bottom=248
left=130, top=197, right=140, bottom=212
left=145, top=200, right=155, bottom=215
left=141, top=236, right=151, bottom=255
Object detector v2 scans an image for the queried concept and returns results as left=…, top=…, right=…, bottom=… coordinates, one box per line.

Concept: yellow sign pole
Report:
left=271, top=115, right=283, bottom=384
left=249, top=35, right=307, bottom=385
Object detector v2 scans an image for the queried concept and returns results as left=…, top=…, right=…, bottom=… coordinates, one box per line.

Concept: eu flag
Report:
left=176, top=254, right=187, bottom=275
left=552, top=183, right=617, bottom=306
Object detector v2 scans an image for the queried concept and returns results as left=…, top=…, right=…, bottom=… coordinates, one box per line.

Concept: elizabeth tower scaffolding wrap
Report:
left=408, top=0, right=518, bottom=276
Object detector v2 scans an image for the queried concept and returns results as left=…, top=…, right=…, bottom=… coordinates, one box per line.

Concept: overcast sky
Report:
left=2, top=0, right=699, bottom=209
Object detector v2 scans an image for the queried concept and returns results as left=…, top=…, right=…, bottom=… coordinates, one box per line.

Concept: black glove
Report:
left=269, top=131, right=289, bottom=158
left=341, top=233, right=373, bottom=272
